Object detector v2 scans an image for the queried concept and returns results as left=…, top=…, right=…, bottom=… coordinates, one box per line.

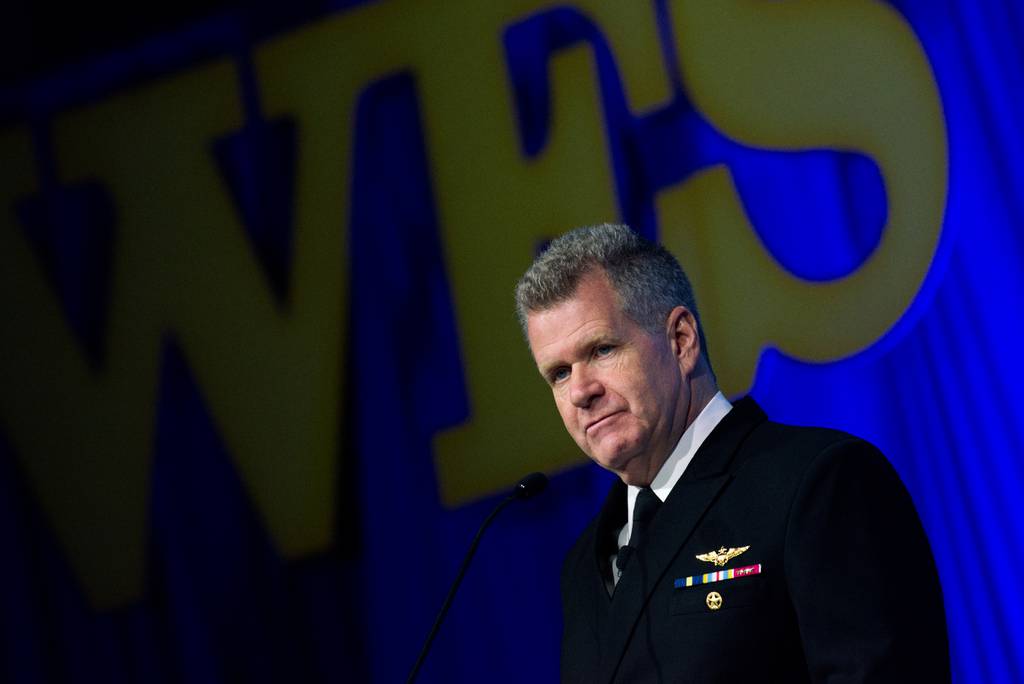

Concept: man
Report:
left=515, top=224, right=949, bottom=683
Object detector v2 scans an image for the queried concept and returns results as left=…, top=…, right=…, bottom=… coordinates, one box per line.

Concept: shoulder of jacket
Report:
left=742, top=419, right=884, bottom=474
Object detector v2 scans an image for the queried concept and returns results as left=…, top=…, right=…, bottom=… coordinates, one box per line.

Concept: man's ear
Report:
left=667, top=305, right=700, bottom=371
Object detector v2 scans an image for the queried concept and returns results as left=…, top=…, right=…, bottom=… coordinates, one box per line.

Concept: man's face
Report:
left=526, top=270, right=693, bottom=486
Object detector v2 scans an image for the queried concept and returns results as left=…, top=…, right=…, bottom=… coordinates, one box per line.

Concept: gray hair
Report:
left=515, top=223, right=712, bottom=370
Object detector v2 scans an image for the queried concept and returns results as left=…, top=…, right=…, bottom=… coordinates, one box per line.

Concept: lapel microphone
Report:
left=406, top=472, right=548, bottom=683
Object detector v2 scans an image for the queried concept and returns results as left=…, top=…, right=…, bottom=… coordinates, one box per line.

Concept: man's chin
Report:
left=614, top=468, right=651, bottom=487
left=591, top=449, right=647, bottom=485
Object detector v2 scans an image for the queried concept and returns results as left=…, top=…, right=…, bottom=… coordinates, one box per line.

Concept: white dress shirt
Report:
left=612, top=391, right=733, bottom=585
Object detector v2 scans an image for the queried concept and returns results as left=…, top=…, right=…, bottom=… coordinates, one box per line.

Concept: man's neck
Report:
left=636, top=377, right=718, bottom=486
left=684, top=376, right=719, bottom=436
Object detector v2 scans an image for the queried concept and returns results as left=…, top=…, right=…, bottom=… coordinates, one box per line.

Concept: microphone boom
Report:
left=406, top=472, right=548, bottom=682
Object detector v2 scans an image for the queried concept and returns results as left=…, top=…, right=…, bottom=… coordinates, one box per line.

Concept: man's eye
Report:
left=594, top=345, right=614, bottom=357
left=552, top=367, right=570, bottom=383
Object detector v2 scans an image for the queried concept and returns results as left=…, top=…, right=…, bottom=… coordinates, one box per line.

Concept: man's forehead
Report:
left=526, top=284, right=627, bottom=362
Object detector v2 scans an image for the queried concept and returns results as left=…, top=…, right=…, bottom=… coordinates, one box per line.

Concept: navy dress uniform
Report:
left=559, top=398, right=949, bottom=683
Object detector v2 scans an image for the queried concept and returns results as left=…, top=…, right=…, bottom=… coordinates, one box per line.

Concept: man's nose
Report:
left=568, top=367, right=603, bottom=408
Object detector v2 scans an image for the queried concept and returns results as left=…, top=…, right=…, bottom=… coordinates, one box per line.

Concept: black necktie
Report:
left=616, top=487, right=661, bottom=573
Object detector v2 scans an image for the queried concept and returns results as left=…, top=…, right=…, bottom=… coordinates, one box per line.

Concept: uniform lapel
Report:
left=593, top=480, right=627, bottom=599
left=595, top=398, right=767, bottom=683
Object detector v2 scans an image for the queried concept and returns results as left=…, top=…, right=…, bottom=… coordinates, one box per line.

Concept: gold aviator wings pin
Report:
left=696, top=546, right=750, bottom=567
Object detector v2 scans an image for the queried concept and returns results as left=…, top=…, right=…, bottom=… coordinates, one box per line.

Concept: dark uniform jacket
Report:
left=560, top=397, right=949, bottom=683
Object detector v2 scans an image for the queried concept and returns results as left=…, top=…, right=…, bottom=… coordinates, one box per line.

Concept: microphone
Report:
left=406, top=472, right=548, bottom=683
left=513, top=471, right=548, bottom=499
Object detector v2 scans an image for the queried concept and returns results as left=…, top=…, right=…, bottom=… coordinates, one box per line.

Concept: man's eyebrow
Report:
left=536, top=357, right=565, bottom=379
left=578, top=330, right=617, bottom=348
left=537, top=332, right=615, bottom=377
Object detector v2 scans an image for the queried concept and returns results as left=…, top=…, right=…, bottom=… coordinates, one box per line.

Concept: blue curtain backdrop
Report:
left=2, top=1, right=1023, bottom=682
